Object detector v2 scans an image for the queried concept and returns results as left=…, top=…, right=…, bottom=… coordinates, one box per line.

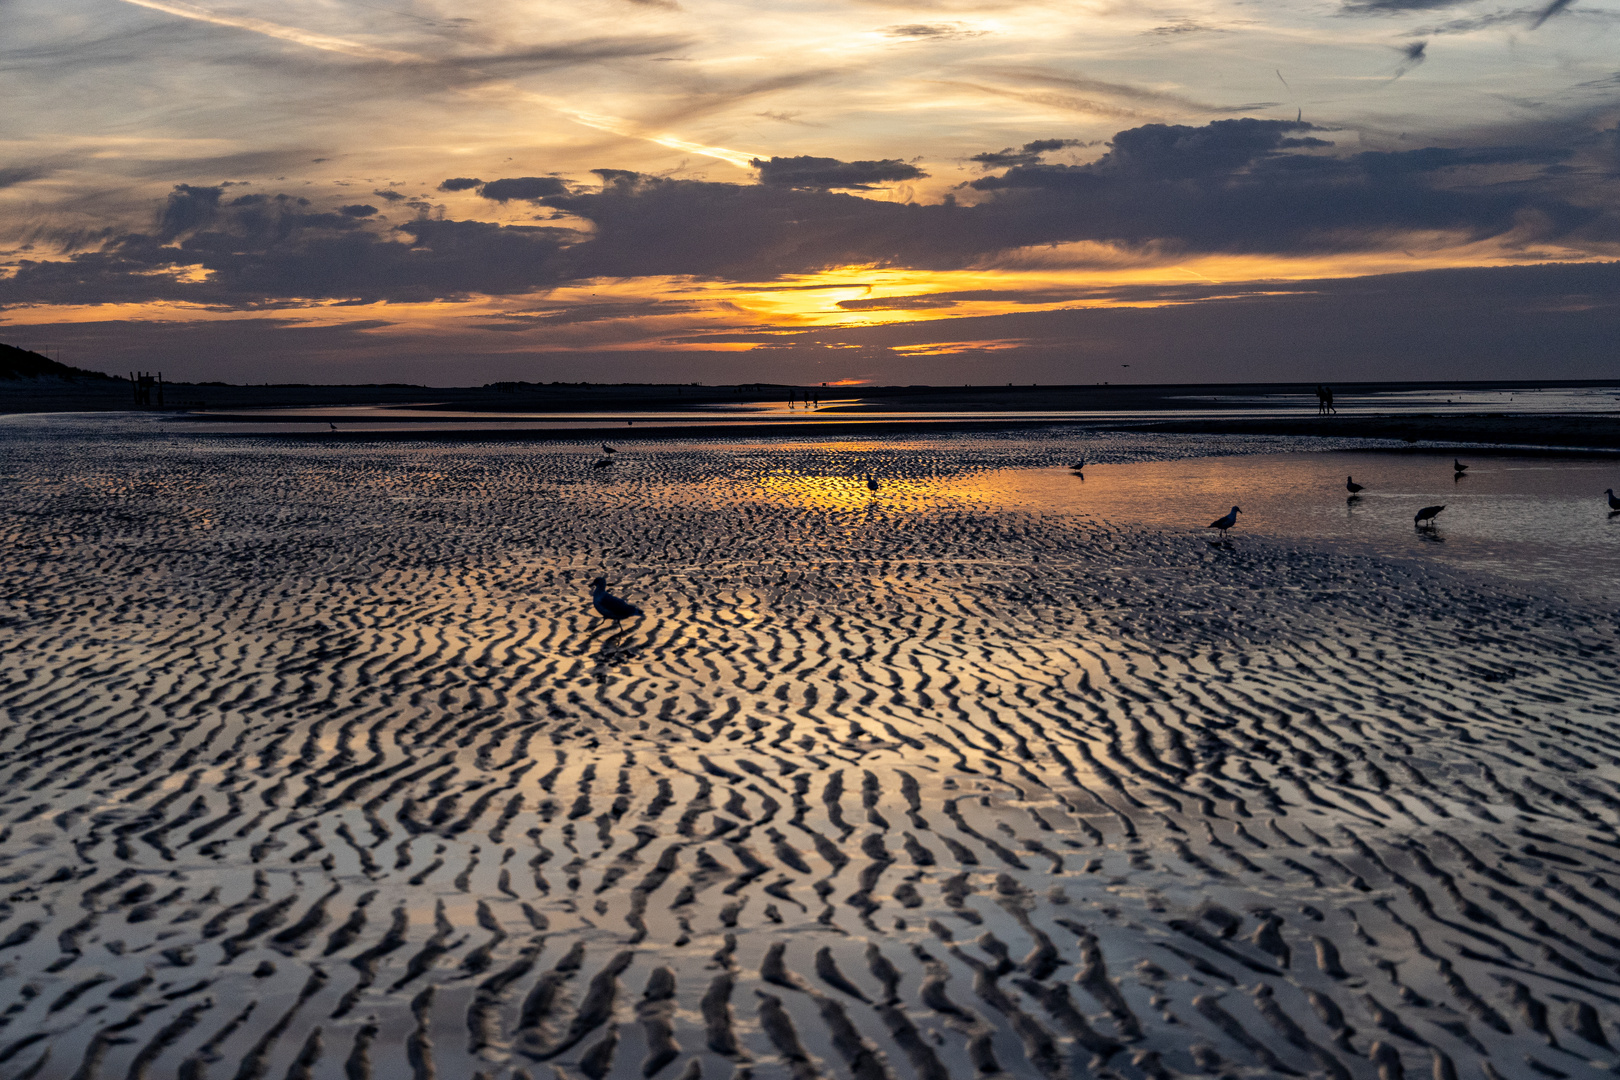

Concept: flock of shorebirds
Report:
left=585, top=454, right=1619, bottom=630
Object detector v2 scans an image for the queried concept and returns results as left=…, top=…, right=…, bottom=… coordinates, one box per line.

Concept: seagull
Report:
left=590, top=576, right=643, bottom=632
left=329, top=422, right=337, bottom=432
left=1071, top=457, right=1087, bottom=472
left=1346, top=476, right=1364, bottom=495
left=1208, top=506, right=1241, bottom=536
left=1606, top=488, right=1620, bottom=512
left=1453, top=458, right=1468, bottom=473
left=866, top=475, right=880, bottom=492
left=603, top=444, right=616, bottom=454
left=1414, top=504, right=1445, bottom=529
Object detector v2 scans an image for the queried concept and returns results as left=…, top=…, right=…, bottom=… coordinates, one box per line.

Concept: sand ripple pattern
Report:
left=0, top=434, right=1617, bottom=1080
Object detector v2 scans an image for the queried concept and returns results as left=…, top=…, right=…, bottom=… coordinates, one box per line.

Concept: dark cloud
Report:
left=6, top=119, right=1616, bottom=313
left=157, top=183, right=224, bottom=240
left=0, top=185, right=573, bottom=309
left=0, top=166, right=51, bottom=190
left=750, top=155, right=927, bottom=190
left=478, top=176, right=570, bottom=202
left=883, top=23, right=987, bottom=39
left=477, top=300, right=704, bottom=328
left=970, top=138, right=1088, bottom=169
left=340, top=204, right=379, bottom=217
left=438, top=177, right=484, bottom=191
left=1392, top=40, right=1427, bottom=79
left=1530, top=0, right=1574, bottom=28
left=372, top=189, right=407, bottom=202
left=837, top=294, right=962, bottom=310
left=1340, top=0, right=1467, bottom=12
left=1142, top=20, right=1228, bottom=36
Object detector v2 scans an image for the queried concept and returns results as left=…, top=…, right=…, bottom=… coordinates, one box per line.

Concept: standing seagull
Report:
left=603, top=445, right=617, bottom=454
left=590, top=577, right=643, bottom=633
left=1606, top=488, right=1620, bottom=513
left=1453, top=458, right=1468, bottom=473
left=866, top=475, right=880, bottom=492
left=1208, top=506, right=1241, bottom=536
left=1414, top=504, right=1445, bottom=529
left=1346, top=476, right=1364, bottom=495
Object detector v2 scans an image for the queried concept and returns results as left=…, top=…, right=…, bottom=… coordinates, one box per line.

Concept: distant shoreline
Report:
left=180, top=411, right=1620, bottom=452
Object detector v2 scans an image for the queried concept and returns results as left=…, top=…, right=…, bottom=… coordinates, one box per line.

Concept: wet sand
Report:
left=1, top=427, right=1618, bottom=1080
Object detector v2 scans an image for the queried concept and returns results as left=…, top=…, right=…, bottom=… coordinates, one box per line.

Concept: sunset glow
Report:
left=2, top=0, right=1617, bottom=382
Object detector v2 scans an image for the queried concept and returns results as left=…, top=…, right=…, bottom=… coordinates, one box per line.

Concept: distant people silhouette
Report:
left=1315, top=385, right=1336, bottom=415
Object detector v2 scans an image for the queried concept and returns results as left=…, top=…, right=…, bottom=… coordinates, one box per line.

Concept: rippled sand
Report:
left=1, top=430, right=1617, bottom=1080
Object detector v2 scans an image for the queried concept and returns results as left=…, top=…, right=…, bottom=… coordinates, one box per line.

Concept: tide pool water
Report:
left=954, top=452, right=1620, bottom=598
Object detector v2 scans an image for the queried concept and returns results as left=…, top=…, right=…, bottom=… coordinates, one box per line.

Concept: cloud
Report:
left=1339, top=0, right=1468, bottom=12
left=6, top=119, right=1616, bottom=314
left=1530, top=0, right=1574, bottom=28
left=157, top=183, right=225, bottom=239
left=970, top=139, right=1089, bottom=169
left=1392, top=40, right=1427, bottom=79
left=372, top=189, right=407, bottom=202
left=438, top=177, right=484, bottom=192
left=478, top=176, right=570, bottom=202
left=0, top=185, right=574, bottom=308
left=0, top=166, right=52, bottom=191
left=883, top=23, right=987, bottom=39
left=750, top=155, right=927, bottom=189
left=340, top=204, right=378, bottom=217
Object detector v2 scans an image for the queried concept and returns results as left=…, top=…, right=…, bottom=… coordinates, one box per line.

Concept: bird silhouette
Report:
left=328, top=422, right=337, bottom=432
left=1414, top=504, right=1445, bottom=529
left=1346, top=476, right=1364, bottom=495
left=1606, top=488, right=1620, bottom=514
left=1453, top=458, right=1467, bottom=473
left=1071, top=457, right=1087, bottom=473
left=603, top=444, right=617, bottom=454
left=866, top=475, right=879, bottom=492
left=590, top=577, right=643, bottom=632
left=1208, top=506, right=1241, bottom=536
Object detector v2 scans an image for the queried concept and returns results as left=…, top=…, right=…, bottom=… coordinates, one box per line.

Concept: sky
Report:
left=1, top=0, right=1618, bottom=386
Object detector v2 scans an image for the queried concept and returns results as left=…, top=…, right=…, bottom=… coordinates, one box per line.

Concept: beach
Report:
left=1, top=420, right=1618, bottom=1080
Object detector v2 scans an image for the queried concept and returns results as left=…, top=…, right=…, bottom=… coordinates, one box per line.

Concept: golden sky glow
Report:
left=2, top=0, right=1618, bottom=382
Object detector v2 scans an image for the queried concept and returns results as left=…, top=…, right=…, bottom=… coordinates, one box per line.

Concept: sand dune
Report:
left=0, top=430, right=1616, bottom=1079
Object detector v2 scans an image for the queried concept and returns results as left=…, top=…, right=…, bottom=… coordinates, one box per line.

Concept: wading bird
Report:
left=1453, top=458, right=1468, bottom=473
left=1071, top=457, right=1087, bottom=473
left=1346, top=476, right=1364, bottom=495
left=603, top=445, right=616, bottom=454
left=1208, top=506, right=1241, bottom=536
left=1606, top=488, right=1620, bottom=513
left=1415, top=504, right=1445, bottom=529
left=590, top=577, right=643, bottom=632
left=866, top=475, right=880, bottom=492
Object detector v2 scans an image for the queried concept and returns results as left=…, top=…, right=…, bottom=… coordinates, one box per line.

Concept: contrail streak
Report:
left=555, top=107, right=759, bottom=169
left=117, top=0, right=760, bottom=169
left=117, top=0, right=422, bottom=63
